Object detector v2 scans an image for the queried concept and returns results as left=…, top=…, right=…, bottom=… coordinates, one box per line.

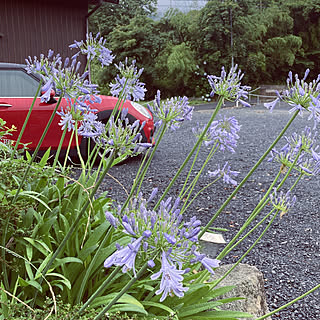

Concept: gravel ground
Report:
left=88, top=102, right=320, bottom=319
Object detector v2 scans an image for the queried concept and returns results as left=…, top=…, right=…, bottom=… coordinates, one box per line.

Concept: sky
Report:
left=156, top=0, right=207, bottom=15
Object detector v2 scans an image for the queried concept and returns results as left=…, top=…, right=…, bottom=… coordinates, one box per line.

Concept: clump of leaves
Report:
left=0, top=152, right=55, bottom=237
left=3, top=297, right=139, bottom=320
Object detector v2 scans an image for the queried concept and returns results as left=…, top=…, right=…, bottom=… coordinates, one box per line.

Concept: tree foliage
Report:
left=89, top=0, right=320, bottom=98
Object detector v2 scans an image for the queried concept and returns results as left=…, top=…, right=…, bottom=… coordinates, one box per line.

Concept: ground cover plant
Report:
left=0, top=33, right=319, bottom=320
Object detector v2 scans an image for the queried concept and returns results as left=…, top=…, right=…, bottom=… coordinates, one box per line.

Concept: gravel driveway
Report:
left=95, top=102, right=320, bottom=319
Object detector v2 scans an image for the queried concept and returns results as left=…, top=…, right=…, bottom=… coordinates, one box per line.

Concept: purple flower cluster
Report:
left=69, top=32, right=115, bottom=67
left=148, top=90, right=194, bottom=130
left=104, top=191, right=220, bottom=301
left=25, top=51, right=100, bottom=105
left=193, top=116, right=241, bottom=153
left=209, top=116, right=241, bottom=153
left=269, top=189, right=297, bottom=218
left=110, top=58, right=146, bottom=102
left=268, top=127, right=320, bottom=176
left=93, top=108, right=152, bottom=157
left=208, top=162, right=240, bottom=186
left=264, top=69, right=320, bottom=129
left=207, top=64, right=251, bottom=106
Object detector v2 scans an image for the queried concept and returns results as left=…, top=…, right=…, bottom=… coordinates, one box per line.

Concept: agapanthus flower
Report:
left=268, top=126, right=320, bottom=176
left=25, top=50, right=101, bottom=107
left=110, top=58, right=146, bottom=101
left=192, top=123, right=217, bottom=147
left=207, top=64, right=251, bottom=106
left=209, top=116, right=241, bottom=153
left=269, top=189, right=297, bottom=218
left=148, top=90, right=194, bottom=130
left=104, top=190, right=220, bottom=301
left=264, top=69, right=320, bottom=128
left=150, top=251, right=188, bottom=302
left=77, top=111, right=105, bottom=138
left=56, top=108, right=75, bottom=132
left=104, top=236, right=146, bottom=276
left=69, top=32, right=114, bottom=67
left=92, top=108, right=151, bottom=158
left=192, top=251, right=220, bottom=274
left=208, top=162, right=240, bottom=186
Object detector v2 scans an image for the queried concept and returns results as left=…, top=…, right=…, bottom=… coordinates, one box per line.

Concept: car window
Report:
left=0, top=69, right=39, bottom=97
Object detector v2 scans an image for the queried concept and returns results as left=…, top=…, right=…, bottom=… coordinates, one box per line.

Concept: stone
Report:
left=200, top=232, right=227, bottom=258
left=209, top=263, right=272, bottom=320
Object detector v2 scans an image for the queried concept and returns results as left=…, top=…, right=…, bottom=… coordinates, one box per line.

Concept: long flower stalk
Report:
left=121, top=123, right=168, bottom=212
left=180, top=141, right=219, bottom=212
left=12, top=95, right=63, bottom=203
left=134, top=123, right=168, bottom=195
left=52, top=125, right=68, bottom=168
left=154, top=96, right=225, bottom=210
left=62, top=129, right=75, bottom=170
left=180, top=176, right=220, bottom=215
left=210, top=210, right=279, bottom=288
left=198, top=110, right=299, bottom=238
left=11, top=80, right=42, bottom=158
left=75, top=226, right=113, bottom=304
left=178, top=143, right=202, bottom=197
left=255, top=283, right=320, bottom=320
left=93, top=263, right=149, bottom=320
left=218, top=148, right=302, bottom=259
left=74, top=266, right=122, bottom=317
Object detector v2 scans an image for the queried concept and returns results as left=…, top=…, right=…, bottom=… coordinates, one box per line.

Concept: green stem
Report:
left=74, top=266, right=122, bottom=317
left=93, top=263, right=149, bottom=320
left=74, top=121, right=86, bottom=172
left=1, top=217, right=10, bottom=290
left=11, top=81, right=42, bottom=158
left=180, top=142, right=218, bottom=213
left=255, top=283, right=320, bottom=320
left=135, top=124, right=168, bottom=195
left=219, top=149, right=302, bottom=260
left=217, top=170, right=282, bottom=259
left=222, top=208, right=276, bottom=258
left=12, top=95, right=63, bottom=203
left=199, top=110, right=299, bottom=238
left=52, top=125, right=68, bottom=169
left=213, top=210, right=279, bottom=288
left=154, top=97, right=224, bottom=210
left=179, top=143, right=202, bottom=198
left=181, top=177, right=220, bottom=215
left=75, top=226, right=112, bottom=304
left=121, top=124, right=168, bottom=212
left=63, top=130, right=75, bottom=170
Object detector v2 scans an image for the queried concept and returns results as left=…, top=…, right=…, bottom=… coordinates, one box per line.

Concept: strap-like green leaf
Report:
left=178, top=301, right=223, bottom=318
left=195, top=310, right=253, bottom=319
left=142, top=301, right=175, bottom=315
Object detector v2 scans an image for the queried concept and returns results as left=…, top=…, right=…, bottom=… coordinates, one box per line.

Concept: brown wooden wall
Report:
left=0, top=0, right=88, bottom=64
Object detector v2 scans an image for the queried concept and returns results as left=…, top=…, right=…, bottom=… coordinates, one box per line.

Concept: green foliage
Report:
left=90, top=0, right=320, bottom=93
left=2, top=297, right=138, bottom=320
left=140, top=272, right=252, bottom=319
left=153, top=42, right=197, bottom=97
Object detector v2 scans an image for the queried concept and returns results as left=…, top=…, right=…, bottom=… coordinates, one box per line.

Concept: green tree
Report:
left=284, top=0, right=320, bottom=77
left=88, top=0, right=157, bottom=37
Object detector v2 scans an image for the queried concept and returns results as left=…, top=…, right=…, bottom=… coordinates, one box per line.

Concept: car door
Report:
left=0, top=66, right=75, bottom=150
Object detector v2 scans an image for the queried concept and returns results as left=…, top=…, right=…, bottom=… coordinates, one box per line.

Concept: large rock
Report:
left=209, top=263, right=272, bottom=320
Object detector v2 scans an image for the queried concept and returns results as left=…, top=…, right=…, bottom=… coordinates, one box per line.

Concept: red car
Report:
left=0, top=62, right=154, bottom=157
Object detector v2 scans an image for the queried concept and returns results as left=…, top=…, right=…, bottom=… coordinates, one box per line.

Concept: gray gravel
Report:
left=89, top=103, right=320, bottom=319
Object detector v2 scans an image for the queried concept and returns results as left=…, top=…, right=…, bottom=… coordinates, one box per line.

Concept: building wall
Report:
left=0, top=0, right=88, bottom=64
